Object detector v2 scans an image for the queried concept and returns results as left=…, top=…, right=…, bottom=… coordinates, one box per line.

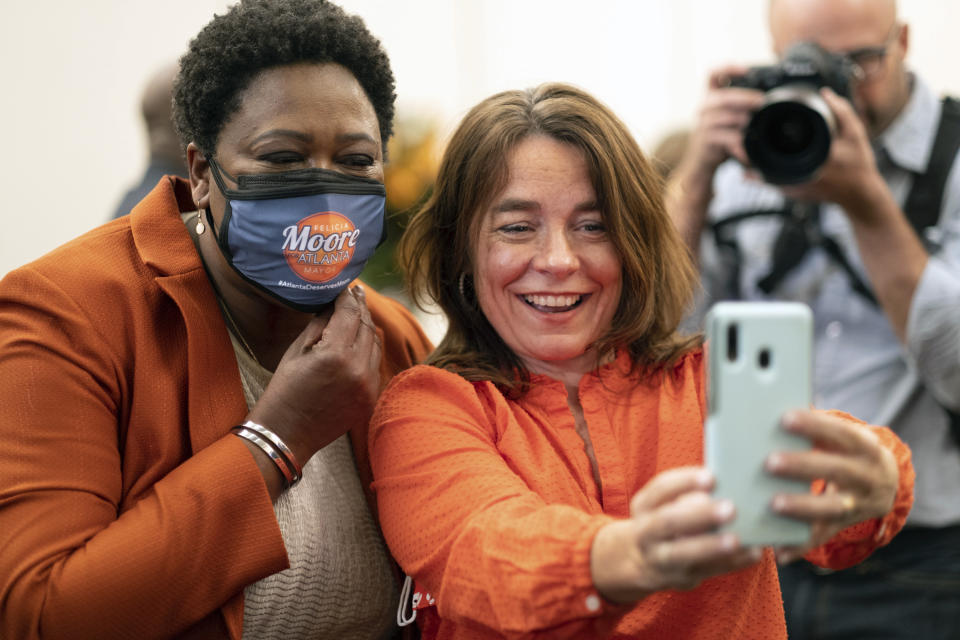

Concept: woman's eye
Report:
left=257, top=152, right=304, bottom=165
left=341, top=155, right=376, bottom=168
left=580, top=221, right=607, bottom=233
left=499, top=223, right=533, bottom=234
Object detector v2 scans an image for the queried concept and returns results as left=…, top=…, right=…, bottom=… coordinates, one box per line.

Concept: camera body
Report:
left=729, top=42, right=855, bottom=184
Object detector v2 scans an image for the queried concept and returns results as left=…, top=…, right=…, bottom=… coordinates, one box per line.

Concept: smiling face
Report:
left=471, top=135, right=623, bottom=376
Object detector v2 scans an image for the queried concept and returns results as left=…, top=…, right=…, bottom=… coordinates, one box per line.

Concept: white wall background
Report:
left=2, top=0, right=958, bottom=278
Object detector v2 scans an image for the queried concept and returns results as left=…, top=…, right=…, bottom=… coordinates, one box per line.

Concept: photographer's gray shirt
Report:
left=695, top=73, right=960, bottom=527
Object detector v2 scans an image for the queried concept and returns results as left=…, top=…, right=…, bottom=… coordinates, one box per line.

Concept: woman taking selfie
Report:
left=369, top=83, right=914, bottom=638
left=0, top=1, right=431, bottom=638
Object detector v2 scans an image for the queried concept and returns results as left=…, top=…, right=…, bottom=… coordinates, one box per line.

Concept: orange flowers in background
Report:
left=385, top=118, right=440, bottom=212
left=360, top=115, right=441, bottom=293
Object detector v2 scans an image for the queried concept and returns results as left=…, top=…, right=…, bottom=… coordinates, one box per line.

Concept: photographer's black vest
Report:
left=710, top=96, right=960, bottom=439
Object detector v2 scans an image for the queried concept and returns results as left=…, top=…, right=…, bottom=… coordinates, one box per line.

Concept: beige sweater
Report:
left=229, top=331, right=397, bottom=640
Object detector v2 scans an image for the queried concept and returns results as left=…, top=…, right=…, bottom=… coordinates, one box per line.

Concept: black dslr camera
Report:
left=728, top=42, right=855, bottom=184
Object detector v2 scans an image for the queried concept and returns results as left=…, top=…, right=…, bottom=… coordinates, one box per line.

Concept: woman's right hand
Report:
left=245, top=285, right=382, bottom=470
left=590, top=466, right=763, bottom=604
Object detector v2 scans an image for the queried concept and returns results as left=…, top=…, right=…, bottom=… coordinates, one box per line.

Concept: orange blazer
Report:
left=0, top=177, right=433, bottom=639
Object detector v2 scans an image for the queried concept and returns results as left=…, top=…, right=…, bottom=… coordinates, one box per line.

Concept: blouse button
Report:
left=585, top=594, right=601, bottom=612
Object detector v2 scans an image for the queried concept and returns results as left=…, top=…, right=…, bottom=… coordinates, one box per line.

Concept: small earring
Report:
left=195, top=206, right=205, bottom=235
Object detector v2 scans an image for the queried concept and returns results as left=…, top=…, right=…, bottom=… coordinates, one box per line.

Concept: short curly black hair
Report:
left=172, top=0, right=396, bottom=157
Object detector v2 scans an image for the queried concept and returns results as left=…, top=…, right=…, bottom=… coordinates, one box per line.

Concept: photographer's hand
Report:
left=693, top=66, right=765, bottom=172
left=666, top=65, right=765, bottom=259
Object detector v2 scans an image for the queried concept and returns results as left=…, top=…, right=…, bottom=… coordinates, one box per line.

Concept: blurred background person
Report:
left=0, top=0, right=432, bottom=638
left=666, top=0, right=960, bottom=637
left=111, top=61, right=187, bottom=219
left=369, top=82, right=913, bottom=639
left=650, top=127, right=692, bottom=180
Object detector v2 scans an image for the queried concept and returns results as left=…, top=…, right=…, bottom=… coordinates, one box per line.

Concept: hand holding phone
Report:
left=704, top=301, right=813, bottom=547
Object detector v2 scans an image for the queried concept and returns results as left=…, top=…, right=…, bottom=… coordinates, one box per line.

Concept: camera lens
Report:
left=742, top=86, right=834, bottom=184
left=768, top=111, right=815, bottom=155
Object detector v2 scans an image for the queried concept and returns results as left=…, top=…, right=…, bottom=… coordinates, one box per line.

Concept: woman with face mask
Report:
left=0, top=1, right=432, bottom=638
left=368, top=83, right=914, bottom=639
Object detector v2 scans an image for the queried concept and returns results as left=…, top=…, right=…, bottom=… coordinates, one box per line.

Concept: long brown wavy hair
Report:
left=397, top=82, right=702, bottom=390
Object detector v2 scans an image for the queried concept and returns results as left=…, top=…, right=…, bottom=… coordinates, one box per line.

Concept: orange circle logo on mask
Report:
left=281, top=212, right=360, bottom=283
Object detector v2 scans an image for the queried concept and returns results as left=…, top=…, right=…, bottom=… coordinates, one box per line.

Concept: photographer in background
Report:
left=666, top=0, right=960, bottom=638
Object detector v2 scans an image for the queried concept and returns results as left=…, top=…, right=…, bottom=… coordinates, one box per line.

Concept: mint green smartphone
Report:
left=704, top=301, right=813, bottom=547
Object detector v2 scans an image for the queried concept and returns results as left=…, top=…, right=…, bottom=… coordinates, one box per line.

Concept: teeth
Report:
left=523, top=294, right=581, bottom=308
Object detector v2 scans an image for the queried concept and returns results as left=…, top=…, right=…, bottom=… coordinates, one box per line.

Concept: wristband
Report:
left=240, top=420, right=304, bottom=481
left=232, top=426, right=297, bottom=488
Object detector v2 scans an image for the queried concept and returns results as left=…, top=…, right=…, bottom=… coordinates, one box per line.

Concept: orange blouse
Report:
left=369, top=348, right=914, bottom=639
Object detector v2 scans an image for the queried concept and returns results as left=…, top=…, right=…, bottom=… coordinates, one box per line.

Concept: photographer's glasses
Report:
left=841, top=24, right=902, bottom=81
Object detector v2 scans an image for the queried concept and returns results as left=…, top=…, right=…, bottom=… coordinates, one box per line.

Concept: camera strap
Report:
left=902, top=96, right=960, bottom=236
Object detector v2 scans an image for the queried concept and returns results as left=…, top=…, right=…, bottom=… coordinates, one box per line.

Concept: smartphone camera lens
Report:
left=758, top=348, right=772, bottom=369
left=726, top=323, right=739, bottom=362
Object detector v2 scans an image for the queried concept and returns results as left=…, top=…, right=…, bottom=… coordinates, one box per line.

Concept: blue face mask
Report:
left=205, top=157, right=386, bottom=312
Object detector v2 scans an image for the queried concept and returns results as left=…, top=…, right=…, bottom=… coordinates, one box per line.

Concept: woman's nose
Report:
left=310, top=156, right=334, bottom=171
left=533, top=229, right=579, bottom=277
